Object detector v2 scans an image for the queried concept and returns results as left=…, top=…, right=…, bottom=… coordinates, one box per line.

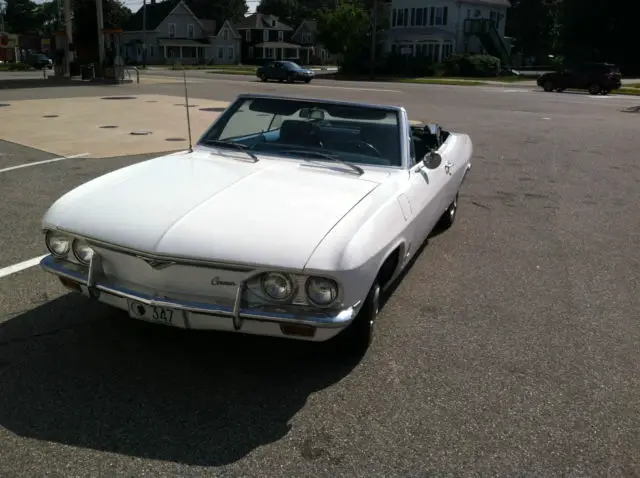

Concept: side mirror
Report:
left=423, top=151, right=442, bottom=169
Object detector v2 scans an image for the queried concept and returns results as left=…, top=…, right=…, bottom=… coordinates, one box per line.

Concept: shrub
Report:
left=442, top=54, right=501, bottom=77
left=8, top=62, right=29, bottom=71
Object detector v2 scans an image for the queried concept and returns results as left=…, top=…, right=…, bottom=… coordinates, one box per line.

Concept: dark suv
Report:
left=537, top=62, right=622, bottom=95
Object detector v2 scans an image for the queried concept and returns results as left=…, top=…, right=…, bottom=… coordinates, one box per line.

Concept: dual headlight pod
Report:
left=260, top=272, right=339, bottom=307
left=45, top=230, right=94, bottom=265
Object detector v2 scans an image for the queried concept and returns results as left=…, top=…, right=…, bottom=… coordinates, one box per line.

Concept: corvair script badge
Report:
left=211, top=276, right=237, bottom=286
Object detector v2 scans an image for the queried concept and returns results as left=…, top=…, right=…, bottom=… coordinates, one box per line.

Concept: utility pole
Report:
left=96, top=0, right=105, bottom=69
left=142, top=0, right=146, bottom=67
left=63, top=0, right=72, bottom=78
left=369, top=0, right=377, bottom=80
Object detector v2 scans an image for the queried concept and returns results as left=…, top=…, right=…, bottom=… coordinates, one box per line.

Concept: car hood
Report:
left=43, top=149, right=385, bottom=270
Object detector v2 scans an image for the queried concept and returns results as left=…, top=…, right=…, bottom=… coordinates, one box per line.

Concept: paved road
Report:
left=0, top=77, right=639, bottom=476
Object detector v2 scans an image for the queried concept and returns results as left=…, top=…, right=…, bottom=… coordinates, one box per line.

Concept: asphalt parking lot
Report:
left=1, top=75, right=639, bottom=476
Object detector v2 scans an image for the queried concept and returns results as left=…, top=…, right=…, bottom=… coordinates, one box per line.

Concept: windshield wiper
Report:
left=277, top=149, right=364, bottom=176
left=201, top=139, right=259, bottom=162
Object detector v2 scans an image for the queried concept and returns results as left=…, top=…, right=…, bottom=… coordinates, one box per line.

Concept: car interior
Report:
left=205, top=98, right=449, bottom=168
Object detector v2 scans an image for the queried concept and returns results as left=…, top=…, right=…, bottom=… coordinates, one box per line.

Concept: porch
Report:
left=253, top=41, right=300, bottom=61
left=390, top=38, right=455, bottom=63
left=157, top=38, right=210, bottom=63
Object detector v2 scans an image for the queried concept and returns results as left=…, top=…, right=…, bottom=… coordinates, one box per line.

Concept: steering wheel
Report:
left=338, top=139, right=382, bottom=157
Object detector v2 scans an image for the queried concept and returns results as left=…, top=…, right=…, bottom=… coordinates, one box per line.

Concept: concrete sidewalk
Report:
left=0, top=94, right=230, bottom=158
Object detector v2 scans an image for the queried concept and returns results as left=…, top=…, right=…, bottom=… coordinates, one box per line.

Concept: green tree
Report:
left=3, top=0, right=40, bottom=33
left=316, top=1, right=369, bottom=56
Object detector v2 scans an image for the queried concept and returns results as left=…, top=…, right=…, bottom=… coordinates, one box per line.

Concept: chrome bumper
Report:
left=40, top=254, right=358, bottom=331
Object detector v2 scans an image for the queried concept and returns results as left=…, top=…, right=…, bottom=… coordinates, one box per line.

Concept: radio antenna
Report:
left=182, top=69, right=193, bottom=152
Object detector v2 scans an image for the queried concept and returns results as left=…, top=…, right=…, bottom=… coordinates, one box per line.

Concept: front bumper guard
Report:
left=40, top=254, right=358, bottom=330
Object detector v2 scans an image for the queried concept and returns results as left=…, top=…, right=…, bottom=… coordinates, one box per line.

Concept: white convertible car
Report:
left=40, top=93, right=472, bottom=355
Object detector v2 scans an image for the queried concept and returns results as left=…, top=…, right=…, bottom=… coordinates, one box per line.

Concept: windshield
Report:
left=282, top=61, right=302, bottom=70
left=198, top=97, right=402, bottom=167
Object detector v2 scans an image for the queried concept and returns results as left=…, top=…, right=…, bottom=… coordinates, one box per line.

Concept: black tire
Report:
left=556, top=87, right=565, bottom=92
left=304, top=78, right=311, bottom=84
left=588, top=83, right=602, bottom=95
left=543, top=80, right=554, bottom=92
left=286, top=74, right=294, bottom=83
left=258, top=73, right=267, bottom=82
left=331, top=280, right=381, bottom=358
left=437, top=192, right=458, bottom=230
left=601, top=89, right=610, bottom=95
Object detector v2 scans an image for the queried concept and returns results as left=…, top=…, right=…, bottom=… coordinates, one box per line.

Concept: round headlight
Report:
left=261, top=272, right=294, bottom=301
left=305, top=277, right=338, bottom=307
left=72, top=239, right=94, bottom=265
left=45, top=230, right=70, bottom=258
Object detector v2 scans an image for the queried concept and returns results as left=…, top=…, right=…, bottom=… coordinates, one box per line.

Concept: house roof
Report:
left=234, top=13, right=293, bottom=31
left=124, top=0, right=180, bottom=31
left=292, top=19, right=317, bottom=38
left=123, top=0, right=219, bottom=32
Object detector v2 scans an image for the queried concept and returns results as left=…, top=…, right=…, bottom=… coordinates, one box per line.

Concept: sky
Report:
left=31, top=0, right=260, bottom=14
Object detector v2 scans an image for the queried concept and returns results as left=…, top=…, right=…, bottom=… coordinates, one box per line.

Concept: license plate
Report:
left=128, top=300, right=175, bottom=326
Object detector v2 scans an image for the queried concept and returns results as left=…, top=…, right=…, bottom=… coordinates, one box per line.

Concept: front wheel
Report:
left=543, top=81, right=554, bottom=92
left=258, top=73, right=267, bottom=82
left=588, top=83, right=602, bottom=95
left=304, top=78, right=311, bottom=84
left=331, top=281, right=380, bottom=358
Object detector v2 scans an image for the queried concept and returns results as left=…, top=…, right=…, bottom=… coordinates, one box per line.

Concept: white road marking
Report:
left=0, top=254, right=47, bottom=280
left=0, top=152, right=90, bottom=174
left=303, top=84, right=402, bottom=93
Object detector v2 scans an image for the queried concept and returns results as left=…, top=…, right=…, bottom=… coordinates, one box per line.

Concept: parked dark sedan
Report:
left=256, top=61, right=314, bottom=83
left=537, top=62, right=622, bottom=95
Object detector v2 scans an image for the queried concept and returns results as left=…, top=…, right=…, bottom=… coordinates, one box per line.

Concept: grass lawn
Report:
left=626, top=83, right=640, bottom=88
left=395, top=77, right=488, bottom=86
left=615, top=87, right=640, bottom=96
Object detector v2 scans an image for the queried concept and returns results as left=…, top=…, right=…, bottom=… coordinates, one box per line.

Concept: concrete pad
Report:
left=0, top=94, right=229, bottom=158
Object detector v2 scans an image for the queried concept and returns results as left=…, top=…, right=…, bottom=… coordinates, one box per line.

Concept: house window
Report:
left=248, top=46, right=254, bottom=58
left=168, top=23, right=176, bottom=38
left=429, top=7, right=434, bottom=25
left=278, top=30, right=284, bottom=42
left=435, top=7, right=443, bottom=25
left=245, top=30, right=251, bottom=41
left=392, top=9, right=396, bottom=27
left=442, top=42, right=453, bottom=60
left=149, top=46, right=154, bottom=57
left=227, top=46, right=234, bottom=59
left=410, top=8, right=415, bottom=26
left=302, top=32, right=311, bottom=43
left=416, top=8, right=423, bottom=26
left=490, top=11, right=501, bottom=29
left=396, top=8, right=403, bottom=26
left=403, top=8, right=408, bottom=26
left=265, top=47, right=274, bottom=58
left=223, top=28, right=229, bottom=40
left=187, top=24, right=194, bottom=38
left=218, top=47, right=224, bottom=59
left=263, top=30, right=269, bottom=42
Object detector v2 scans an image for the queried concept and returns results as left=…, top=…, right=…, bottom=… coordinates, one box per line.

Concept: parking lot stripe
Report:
left=0, top=153, right=90, bottom=174
left=0, top=254, right=47, bottom=280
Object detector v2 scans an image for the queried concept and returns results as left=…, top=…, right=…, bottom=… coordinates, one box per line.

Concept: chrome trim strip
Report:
left=40, top=255, right=357, bottom=328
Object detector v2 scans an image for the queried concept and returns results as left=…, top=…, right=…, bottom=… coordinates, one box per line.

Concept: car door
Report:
left=404, top=145, right=451, bottom=242
left=272, top=62, right=286, bottom=80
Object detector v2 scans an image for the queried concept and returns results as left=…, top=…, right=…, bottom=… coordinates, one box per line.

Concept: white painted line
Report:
left=0, top=153, right=90, bottom=174
left=303, top=84, right=402, bottom=93
left=0, top=254, right=47, bottom=280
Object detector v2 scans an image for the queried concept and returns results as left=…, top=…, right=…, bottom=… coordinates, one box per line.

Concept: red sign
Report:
left=0, top=35, right=8, bottom=47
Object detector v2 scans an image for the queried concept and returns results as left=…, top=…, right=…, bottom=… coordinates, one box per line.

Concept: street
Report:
left=1, top=73, right=639, bottom=476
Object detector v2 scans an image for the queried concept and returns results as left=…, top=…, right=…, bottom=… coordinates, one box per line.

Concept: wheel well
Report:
left=377, top=246, right=401, bottom=287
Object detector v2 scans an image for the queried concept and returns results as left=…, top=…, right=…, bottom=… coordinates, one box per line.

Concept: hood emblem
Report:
left=211, top=276, right=236, bottom=286
left=138, top=256, right=176, bottom=270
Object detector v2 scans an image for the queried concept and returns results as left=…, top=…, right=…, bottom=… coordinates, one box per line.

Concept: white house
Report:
left=382, top=0, right=511, bottom=64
